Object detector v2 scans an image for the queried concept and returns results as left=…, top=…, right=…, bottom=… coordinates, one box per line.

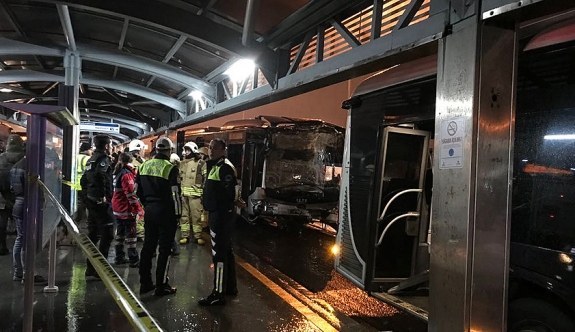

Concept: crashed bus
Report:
left=177, top=116, right=344, bottom=229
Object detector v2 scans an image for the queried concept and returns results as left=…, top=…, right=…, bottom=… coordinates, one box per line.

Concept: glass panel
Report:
left=42, top=120, right=63, bottom=246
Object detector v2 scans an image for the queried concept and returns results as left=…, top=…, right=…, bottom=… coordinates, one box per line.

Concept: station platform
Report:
left=0, top=224, right=427, bottom=332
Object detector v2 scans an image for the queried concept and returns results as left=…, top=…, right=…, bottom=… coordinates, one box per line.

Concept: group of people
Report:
left=76, top=134, right=240, bottom=305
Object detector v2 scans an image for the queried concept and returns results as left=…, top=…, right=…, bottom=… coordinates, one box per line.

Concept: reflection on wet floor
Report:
left=0, top=220, right=426, bottom=331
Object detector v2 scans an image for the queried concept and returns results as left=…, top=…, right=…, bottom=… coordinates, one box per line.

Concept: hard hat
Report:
left=198, top=147, right=209, bottom=155
left=128, top=139, right=145, bottom=152
left=155, top=136, right=173, bottom=151
left=170, top=153, right=181, bottom=164
left=183, top=141, right=199, bottom=154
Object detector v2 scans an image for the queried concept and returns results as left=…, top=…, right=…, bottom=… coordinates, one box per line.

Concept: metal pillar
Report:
left=430, top=15, right=517, bottom=332
left=23, top=114, right=46, bottom=332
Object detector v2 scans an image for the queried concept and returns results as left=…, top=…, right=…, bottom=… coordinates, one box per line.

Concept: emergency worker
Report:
left=80, top=135, right=115, bottom=280
left=198, top=147, right=209, bottom=161
left=128, top=139, right=146, bottom=241
left=111, top=152, right=142, bottom=267
left=178, top=142, right=206, bottom=245
left=137, top=137, right=181, bottom=296
left=74, top=142, right=92, bottom=225
left=198, top=138, right=239, bottom=306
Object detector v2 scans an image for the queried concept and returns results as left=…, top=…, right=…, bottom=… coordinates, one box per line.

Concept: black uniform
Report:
left=202, top=156, right=238, bottom=300
left=80, top=149, right=115, bottom=277
left=136, top=153, right=181, bottom=292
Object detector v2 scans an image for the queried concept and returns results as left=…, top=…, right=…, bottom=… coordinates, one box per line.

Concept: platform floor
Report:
left=0, top=235, right=369, bottom=331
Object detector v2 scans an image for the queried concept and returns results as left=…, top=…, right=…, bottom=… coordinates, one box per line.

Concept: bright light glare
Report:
left=0, top=88, right=12, bottom=93
left=224, top=59, right=255, bottom=82
left=544, top=134, right=575, bottom=140
left=189, top=90, right=203, bottom=100
left=559, top=253, right=573, bottom=264
left=330, top=244, right=340, bottom=256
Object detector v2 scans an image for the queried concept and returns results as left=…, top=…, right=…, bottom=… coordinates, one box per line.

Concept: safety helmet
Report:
left=170, top=153, right=181, bottom=164
left=198, top=147, right=209, bottom=155
left=183, top=141, right=199, bottom=154
left=128, top=139, right=144, bottom=152
left=155, top=136, right=173, bottom=151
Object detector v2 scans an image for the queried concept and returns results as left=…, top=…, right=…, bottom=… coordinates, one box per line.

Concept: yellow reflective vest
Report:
left=74, top=153, right=90, bottom=190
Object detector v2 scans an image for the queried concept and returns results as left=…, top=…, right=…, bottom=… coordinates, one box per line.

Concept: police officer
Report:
left=80, top=135, right=115, bottom=280
left=178, top=142, right=206, bottom=245
left=198, top=138, right=239, bottom=306
left=137, top=137, right=181, bottom=296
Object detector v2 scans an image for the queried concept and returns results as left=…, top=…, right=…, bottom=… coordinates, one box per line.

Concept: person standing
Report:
left=198, top=138, right=239, bottom=306
left=0, top=134, right=25, bottom=255
left=74, top=142, right=92, bottom=225
left=128, top=139, right=146, bottom=242
left=137, top=137, right=181, bottom=296
left=80, top=135, right=115, bottom=280
left=111, top=152, right=142, bottom=267
left=178, top=142, right=206, bottom=245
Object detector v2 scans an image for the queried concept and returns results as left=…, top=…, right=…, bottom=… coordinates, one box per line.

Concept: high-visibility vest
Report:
left=74, top=154, right=90, bottom=190
left=138, top=159, right=173, bottom=180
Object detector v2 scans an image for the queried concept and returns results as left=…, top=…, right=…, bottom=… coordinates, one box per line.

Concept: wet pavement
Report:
left=0, top=219, right=427, bottom=331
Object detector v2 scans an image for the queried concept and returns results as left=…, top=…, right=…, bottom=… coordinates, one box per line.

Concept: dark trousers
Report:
left=115, top=218, right=138, bottom=262
left=209, top=210, right=237, bottom=294
left=0, top=208, right=10, bottom=250
left=139, top=203, right=177, bottom=286
left=85, top=201, right=114, bottom=273
left=74, top=194, right=88, bottom=224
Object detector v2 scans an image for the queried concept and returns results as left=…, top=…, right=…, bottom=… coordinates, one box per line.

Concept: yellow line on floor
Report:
left=237, top=258, right=338, bottom=332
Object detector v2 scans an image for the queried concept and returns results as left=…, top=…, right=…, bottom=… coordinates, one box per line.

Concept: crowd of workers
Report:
left=1, top=132, right=241, bottom=306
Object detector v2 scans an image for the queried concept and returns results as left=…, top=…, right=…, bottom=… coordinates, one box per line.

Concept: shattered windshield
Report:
left=264, top=127, right=343, bottom=191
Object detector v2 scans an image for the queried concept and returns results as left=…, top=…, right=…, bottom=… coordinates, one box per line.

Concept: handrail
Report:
left=377, top=188, right=422, bottom=221
left=36, top=177, right=163, bottom=332
left=376, top=212, right=420, bottom=246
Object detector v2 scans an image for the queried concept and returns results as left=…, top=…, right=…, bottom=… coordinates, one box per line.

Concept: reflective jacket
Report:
left=203, top=157, right=237, bottom=212
left=112, top=165, right=143, bottom=219
left=74, top=153, right=90, bottom=191
left=80, top=150, right=113, bottom=203
left=180, top=158, right=206, bottom=197
left=136, top=154, right=182, bottom=217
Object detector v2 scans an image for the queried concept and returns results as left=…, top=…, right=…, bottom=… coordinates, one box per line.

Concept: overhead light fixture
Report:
left=224, top=59, right=255, bottom=82
left=544, top=134, right=575, bottom=140
left=0, top=88, right=12, bottom=93
left=188, top=90, right=203, bottom=100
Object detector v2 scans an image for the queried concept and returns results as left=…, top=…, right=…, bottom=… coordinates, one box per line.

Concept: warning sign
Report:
left=440, top=118, right=465, bottom=169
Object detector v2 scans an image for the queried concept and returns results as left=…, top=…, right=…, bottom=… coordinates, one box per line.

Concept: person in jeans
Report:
left=11, top=156, right=46, bottom=283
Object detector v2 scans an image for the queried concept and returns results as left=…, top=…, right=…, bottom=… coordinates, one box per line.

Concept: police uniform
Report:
left=136, top=152, right=181, bottom=295
left=179, top=157, right=206, bottom=243
left=80, top=149, right=115, bottom=278
left=199, top=156, right=238, bottom=304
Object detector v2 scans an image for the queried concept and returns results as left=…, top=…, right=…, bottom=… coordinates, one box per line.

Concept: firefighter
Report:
left=74, top=142, right=92, bottom=225
left=178, top=142, right=206, bottom=245
left=128, top=139, right=146, bottom=241
left=80, top=135, right=115, bottom=280
left=111, top=152, right=142, bottom=267
left=137, top=136, right=181, bottom=296
left=198, top=138, right=239, bottom=306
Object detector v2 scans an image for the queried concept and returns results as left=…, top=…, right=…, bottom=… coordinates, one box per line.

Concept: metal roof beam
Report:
left=0, top=37, right=215, bottom=100
left=113, top=17, right=129, bottom=79
left=330, top=19, right=361, bottom=48
left=0, top=69, right=186, bottom=114
left=56, top=4, right=77, bottom=51
left=146, top=35, right=187, bottom=87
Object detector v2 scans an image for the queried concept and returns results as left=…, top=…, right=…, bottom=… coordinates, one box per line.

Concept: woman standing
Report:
left=111, top=152, right=142, bottom=267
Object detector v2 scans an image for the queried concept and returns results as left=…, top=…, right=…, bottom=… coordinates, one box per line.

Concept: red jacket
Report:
left=112, top=165, right=142, bottom=219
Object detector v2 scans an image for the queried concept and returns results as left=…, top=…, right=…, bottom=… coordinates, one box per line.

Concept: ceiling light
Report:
left=544, top=134, right=575, bottom=140
left=224, top=59, right=255, bottom=82
left=188, top=90, right=203, bottom=100
left=0, top=88, right=12, bottom=93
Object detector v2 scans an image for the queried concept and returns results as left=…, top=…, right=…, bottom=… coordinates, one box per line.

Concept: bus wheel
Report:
left=508, top=298, right=575, bottom=332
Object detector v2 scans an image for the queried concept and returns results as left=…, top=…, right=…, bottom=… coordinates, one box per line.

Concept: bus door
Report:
left=369, top=126, right=429, bottom=289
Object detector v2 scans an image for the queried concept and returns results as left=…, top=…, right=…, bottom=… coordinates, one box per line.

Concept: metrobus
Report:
left=334, top=29, right=575, bottom=332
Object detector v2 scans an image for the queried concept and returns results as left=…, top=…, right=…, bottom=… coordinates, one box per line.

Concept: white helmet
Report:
left=155, top=136, right=173, bottom=151
left=128, top=139, right=145, bottom=152
left=183, top=141, right=199, bottom=154
left=170, top=153, right=181, bottom=164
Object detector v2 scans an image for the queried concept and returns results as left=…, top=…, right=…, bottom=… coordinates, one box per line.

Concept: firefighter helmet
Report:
left=128, top=139, right=144, bottom=152
left=198, top=147, right=209, bottom=155
left=183, top=141, right=199, bottom=154
left=170, top=153, right=181, bottom=165
left=155, top=137, right=173, bottom=151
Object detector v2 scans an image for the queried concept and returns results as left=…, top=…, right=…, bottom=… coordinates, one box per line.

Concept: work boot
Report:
left=226, top=288, right=238, bottom=297
left=171, top=241, right=180, bottom=256
left=195, top=238, right=205, bottom=245
left=140, top=282, right=155, bottom=295
left=155, top=283, right=177, bottom=296
left=179, top=237, right=189, bottom=245
left=198, top=291, right=226, bottom=306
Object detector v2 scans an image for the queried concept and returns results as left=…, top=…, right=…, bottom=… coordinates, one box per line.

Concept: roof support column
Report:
left=430, top=13, right=517, bottom=332
left=59, top=51, right=82, bottom=213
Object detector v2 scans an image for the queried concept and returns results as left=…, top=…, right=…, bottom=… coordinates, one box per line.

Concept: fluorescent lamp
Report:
left=224, top=59, right=255, bottom=82
left=544, top=134, right=575, bottom=140
left=189, top=90, right=203, bottom=100
left=0, top=88, right=12, bottom=93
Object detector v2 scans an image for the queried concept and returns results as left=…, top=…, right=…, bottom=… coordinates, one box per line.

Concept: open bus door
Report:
left=367, top=126, right=430, bottom=290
